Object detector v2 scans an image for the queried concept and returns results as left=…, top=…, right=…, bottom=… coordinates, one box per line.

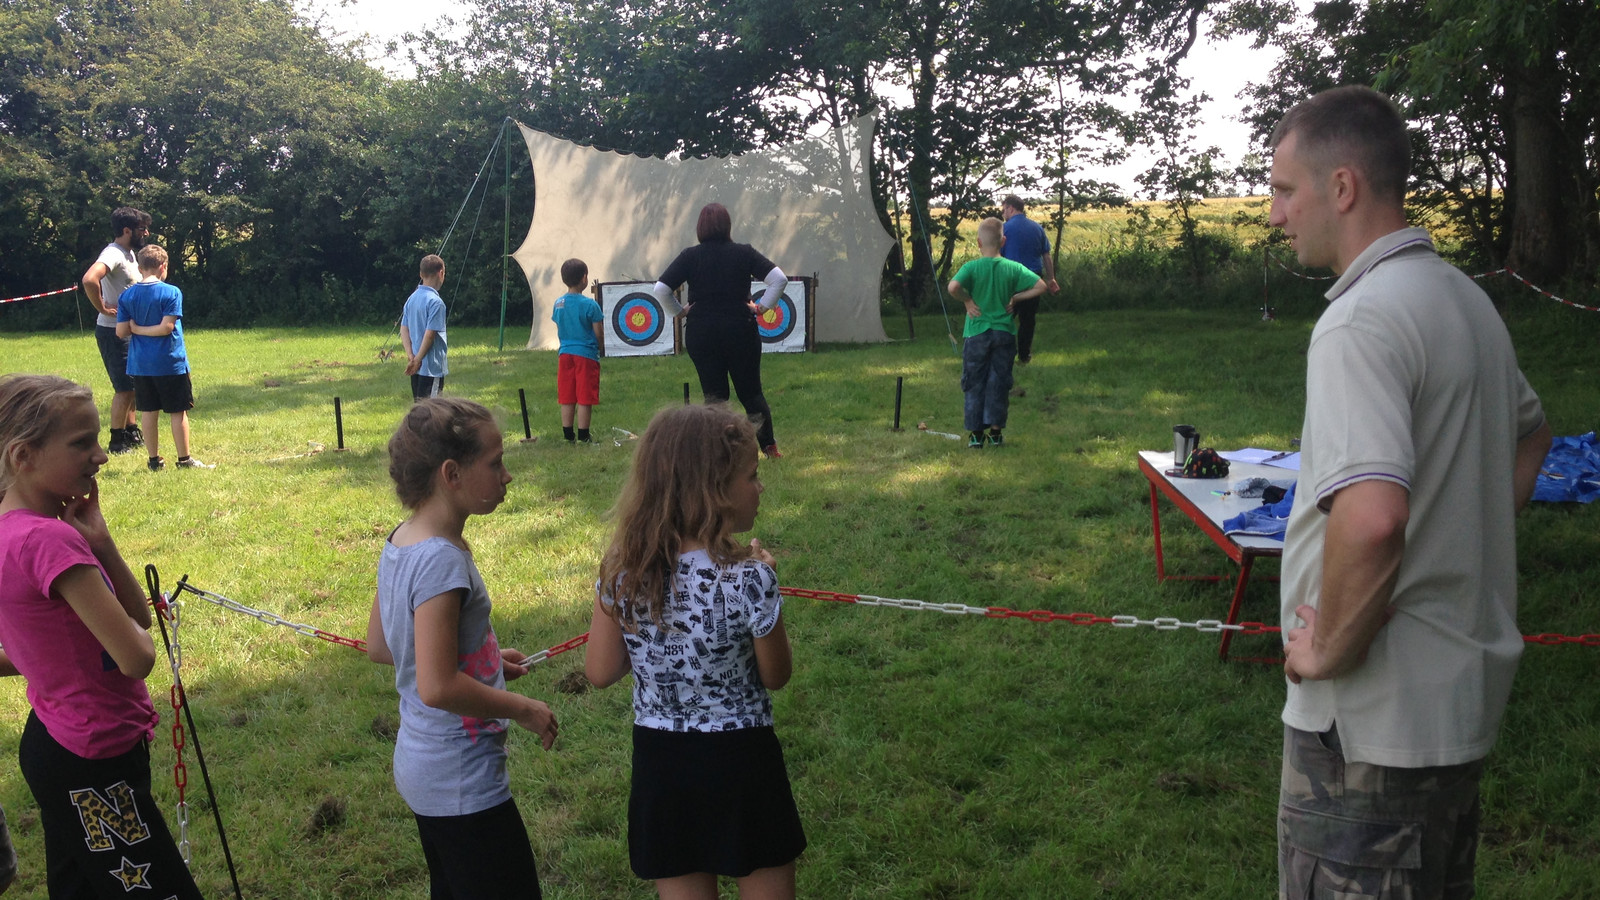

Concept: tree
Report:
left=0, top=0, right=401, bottom=327
left=1224, top=0, right=1600, bottom=282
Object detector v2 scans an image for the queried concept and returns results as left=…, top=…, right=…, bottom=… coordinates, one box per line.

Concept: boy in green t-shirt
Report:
left=948, top=217, right=1046, bottom=448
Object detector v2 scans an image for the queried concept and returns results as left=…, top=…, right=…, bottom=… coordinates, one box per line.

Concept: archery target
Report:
left=600, top=282, right=677, bottom=356
left=752, top=279, right=810, bottom=353
left=754, top=294, right=798, bottom=343
left=614, top=293, right=665, bottom=346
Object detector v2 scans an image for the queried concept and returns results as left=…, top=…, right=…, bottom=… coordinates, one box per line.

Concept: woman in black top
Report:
left=653, top=203, right=788, bottom=457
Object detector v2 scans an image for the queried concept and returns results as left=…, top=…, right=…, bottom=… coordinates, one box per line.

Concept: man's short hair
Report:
left=977, top=217, right=1003, bottom=249
left=112, top=207, right=149, bottom=237
left=419, top=254, right=445, bottom=278
left=560, top=258, right=588, bottom=288
left=136, top=244, right=168, bottom=273
left=1269, top=86, right=1411, bottom=204
left=1000, top=195, right=1025, bottom=213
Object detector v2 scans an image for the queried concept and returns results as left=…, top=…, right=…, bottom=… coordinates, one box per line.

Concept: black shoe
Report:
left=107, top=430, right=133, bottom=455
left=126, top=424, right=144, bottom=446
left=968, top=431, right=985, bottom=449
left=148, top=456, right=166, bottom=472
left=988, top=429, right=1005, bottom=448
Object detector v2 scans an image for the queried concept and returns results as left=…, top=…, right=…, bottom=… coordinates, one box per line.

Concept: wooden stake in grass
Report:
left=892, top=376, right=904, bottom=431
left=517, top=388, right=538, bottom=444
left=333, top=396, right=347, bottom=451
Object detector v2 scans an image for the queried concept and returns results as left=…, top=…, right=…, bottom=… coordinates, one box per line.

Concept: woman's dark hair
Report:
left=386, top=398, right=497, bottom=509
left=695, top=203, right=732, bottom=243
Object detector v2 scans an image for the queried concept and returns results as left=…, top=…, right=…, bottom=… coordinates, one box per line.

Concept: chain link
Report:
left=175, top=581, right=596, bottom=665
left=159, top=596, right=192, bottom=864
left=174, top=583, right=368, bottom=652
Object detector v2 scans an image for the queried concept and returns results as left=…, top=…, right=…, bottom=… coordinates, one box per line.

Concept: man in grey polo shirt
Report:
left=1267, top=86, right=1551, bottom=899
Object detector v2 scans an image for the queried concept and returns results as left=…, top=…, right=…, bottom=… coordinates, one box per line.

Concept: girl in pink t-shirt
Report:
left=0, top=375, right=202, bottom=898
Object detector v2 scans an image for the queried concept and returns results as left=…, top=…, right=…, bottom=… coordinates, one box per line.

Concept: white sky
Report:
left=303, top=0, right=1278, bottom=196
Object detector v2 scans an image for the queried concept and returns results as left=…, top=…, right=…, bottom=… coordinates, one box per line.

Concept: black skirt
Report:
left=629, top=725, right=806, bottom=879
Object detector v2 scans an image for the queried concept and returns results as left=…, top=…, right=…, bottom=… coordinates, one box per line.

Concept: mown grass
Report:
left=0, top=290, right=1596, bottom=898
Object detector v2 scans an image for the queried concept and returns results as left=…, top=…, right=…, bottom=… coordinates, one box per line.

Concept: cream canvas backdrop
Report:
left=512, top=114, right=893, bottom=350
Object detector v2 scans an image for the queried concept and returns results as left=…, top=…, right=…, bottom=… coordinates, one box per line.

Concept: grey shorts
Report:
left=1278, top=724, right=1483, bottom=900
left=95, top=324, right=134, bottom=392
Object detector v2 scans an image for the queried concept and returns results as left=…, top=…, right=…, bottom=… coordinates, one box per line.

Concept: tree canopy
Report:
left=1, top=0, right=1594, bottom=330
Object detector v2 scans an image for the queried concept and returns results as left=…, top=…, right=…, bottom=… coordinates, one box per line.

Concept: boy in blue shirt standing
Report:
left=400, top=254, right=448, bottom=400
left=551, top=258, right=603, bottom=443
left=947, top=218, right=1046, bottom=449
left=116, top=245, right=212, bottom=470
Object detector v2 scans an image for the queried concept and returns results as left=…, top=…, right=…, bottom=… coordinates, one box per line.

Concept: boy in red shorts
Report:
left=551, top=258, right=603, bottom=442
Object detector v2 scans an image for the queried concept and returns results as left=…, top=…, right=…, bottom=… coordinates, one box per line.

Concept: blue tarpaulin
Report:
left=1533, top=432, right=1600, bottom=504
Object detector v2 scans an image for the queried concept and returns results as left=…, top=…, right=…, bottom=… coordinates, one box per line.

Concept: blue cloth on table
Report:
left=1222, top=482, right=1297, bottom=541
left=1533, top=432, right=1600, bottom=504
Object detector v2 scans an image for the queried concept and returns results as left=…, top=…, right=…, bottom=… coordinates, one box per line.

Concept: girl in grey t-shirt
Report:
left=366, top=398, right=559, bottom=899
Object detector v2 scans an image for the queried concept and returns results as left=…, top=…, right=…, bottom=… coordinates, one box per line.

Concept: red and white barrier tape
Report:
left=1472, top=267, right=1600, bottom=313
left=0, top=285, right=76, bottom=305
left=1272, top=254, right=1598, bottom=313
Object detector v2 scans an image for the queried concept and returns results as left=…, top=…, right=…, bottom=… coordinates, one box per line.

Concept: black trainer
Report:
left=148, top=456, right=166, bottom=472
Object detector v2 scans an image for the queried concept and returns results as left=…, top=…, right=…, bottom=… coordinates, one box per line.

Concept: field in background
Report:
left=0, top=299, right=1596, bottom=898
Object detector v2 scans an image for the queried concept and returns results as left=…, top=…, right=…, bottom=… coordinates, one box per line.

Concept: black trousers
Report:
left=1011, top=296, right=1040, bottom=361
left=685, top=315, right=776, bottom=448
left=18, top=711, right=203, bottom=900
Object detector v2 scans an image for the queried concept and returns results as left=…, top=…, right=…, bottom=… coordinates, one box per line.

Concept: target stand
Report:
left=599, top=282, right=678, bottom=357
left=751, top=276, right=815, bottom=353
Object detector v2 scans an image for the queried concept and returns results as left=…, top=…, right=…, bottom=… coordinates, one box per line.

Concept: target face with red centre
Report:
left=753, top=294, right=797, bottom=343
left=612, top=292, right=666, bottom=346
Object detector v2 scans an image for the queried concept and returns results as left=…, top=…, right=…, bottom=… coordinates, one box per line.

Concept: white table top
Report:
left=1138, top=450, right=1295, bottom=552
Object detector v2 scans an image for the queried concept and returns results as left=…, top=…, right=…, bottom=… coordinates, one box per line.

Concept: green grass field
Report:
left=1, top=296, right=1597, bottom=898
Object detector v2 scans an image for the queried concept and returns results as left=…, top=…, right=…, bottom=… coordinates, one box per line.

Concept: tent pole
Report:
left=498, top=118, right=511, bottom=351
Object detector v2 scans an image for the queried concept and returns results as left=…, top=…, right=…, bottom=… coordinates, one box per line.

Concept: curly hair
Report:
left=598, top=404, right=759, bottom=629
left=386, top=397, right=497, bottom=509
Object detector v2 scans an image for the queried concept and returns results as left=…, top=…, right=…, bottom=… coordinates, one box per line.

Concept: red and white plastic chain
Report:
left=0, top=285, right=75, bottom=305
left=176, top=581, right=368, bottom=652
left=778, top=587, right=1281, bottom=634
left=157, top=595, right=192, bottom=864
left=176, top=580, right=1599, bottom=654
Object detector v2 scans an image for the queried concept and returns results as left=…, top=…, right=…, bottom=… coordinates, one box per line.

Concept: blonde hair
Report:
left=136, top=244, right=168, bottom=274
left=386, top=397, right=497, bottom=509
left=977, top=217, right=1003, bottom=250
left=0, top=375, right=95, bottom=497
left=598, top=405, right=759, bottom=629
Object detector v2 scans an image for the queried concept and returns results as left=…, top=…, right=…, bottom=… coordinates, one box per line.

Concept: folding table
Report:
left=1136, top=450, right=1289, bottom=662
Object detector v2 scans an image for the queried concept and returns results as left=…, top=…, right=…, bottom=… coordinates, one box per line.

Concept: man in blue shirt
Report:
left=1000, top=195, right=1060, bottom=364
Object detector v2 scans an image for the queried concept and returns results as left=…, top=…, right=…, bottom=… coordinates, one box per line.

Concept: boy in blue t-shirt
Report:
left=551, top=258, right=604, bottom=443
left=947, top=218, right=1046, bottom=449
left=116, top=245, right=212, bottom=470
left=400, top=254, right=448, bottom=401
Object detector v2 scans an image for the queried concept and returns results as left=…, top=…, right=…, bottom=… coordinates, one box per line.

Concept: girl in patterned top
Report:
left=587, top=403, right=804, bottom=899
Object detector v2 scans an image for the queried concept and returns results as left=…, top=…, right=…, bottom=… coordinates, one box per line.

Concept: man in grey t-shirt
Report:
left=1267, top=86, right=1551, bottom=899
left=80, top=206, right=151, bottom=454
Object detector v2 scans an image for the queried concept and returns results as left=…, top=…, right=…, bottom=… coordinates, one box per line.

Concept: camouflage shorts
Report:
left=1278, top=724, right=1483, bottom=900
